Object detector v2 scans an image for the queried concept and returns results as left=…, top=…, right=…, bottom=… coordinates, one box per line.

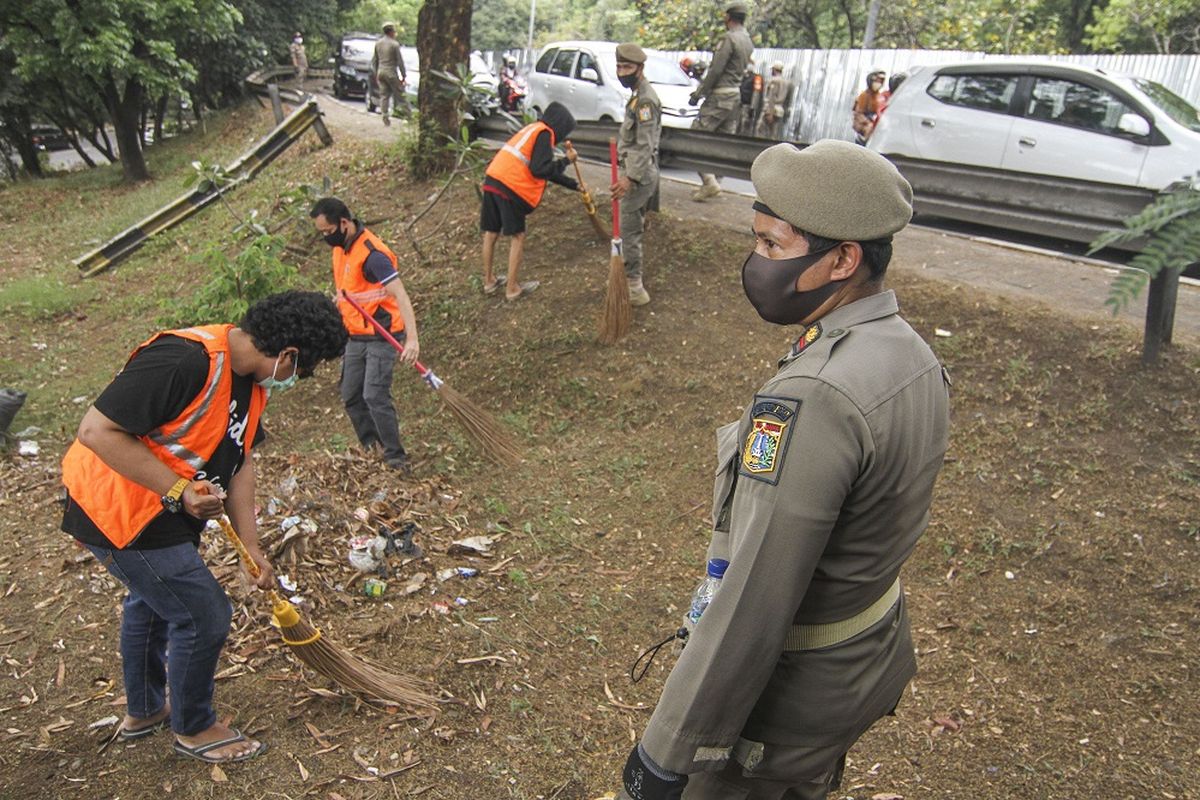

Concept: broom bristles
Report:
left=436, top=383, right=522, bottom=466
left=279, top=616, right=439, bottom=709
left=598, top=252, right=631, bottom=345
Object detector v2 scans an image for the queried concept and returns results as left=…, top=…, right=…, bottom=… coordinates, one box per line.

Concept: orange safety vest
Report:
left=61, top=325, right=267, bottom=549
left=485, top=120, right=555, bottom=208
left=333, top=228, right=404, bottom=338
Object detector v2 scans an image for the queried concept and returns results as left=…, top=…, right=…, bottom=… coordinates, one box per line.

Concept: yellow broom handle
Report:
left=216, top=515, right=262, bottom=579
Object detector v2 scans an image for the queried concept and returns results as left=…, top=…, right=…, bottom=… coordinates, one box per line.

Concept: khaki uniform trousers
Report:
left=621, top=168, right=658, bottom=281
left=377, top=71, right=405, bottom=117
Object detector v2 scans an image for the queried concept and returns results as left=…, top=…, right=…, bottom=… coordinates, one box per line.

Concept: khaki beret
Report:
left=750, top=140, right=913, bottom=240
left=615, top=43, right=646, bottom=64
left=726, top=2, right=750, bottom=14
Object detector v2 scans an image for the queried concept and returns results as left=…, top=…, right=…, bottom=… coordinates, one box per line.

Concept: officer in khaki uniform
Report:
left=616, top=141, right=951, bottom=800
left=372, top=23, right=408, bottom=126
left=755, top=61, right=793, bottom=140
left=690, top=2, right=754, bottom=201
left=611, top=43, right=662, bottom=307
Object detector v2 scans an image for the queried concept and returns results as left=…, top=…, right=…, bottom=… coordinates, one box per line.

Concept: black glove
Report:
left=622, top=743, right=688, bottom=800
left=687, top=93, right=700, bottom=107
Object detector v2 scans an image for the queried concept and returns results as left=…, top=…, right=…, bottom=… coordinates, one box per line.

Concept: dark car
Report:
left=30, top=124, right=71, bottom=152
left=332, top=32, right=381, bottom=104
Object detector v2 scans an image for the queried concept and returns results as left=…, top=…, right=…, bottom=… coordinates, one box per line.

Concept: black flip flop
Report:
left=117, top=716, right=169, bottom=741
left=173, top=729, right=268, bottom=764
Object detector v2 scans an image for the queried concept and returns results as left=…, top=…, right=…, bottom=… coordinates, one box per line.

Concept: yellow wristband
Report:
left=166, top=477, right=190, bottom=502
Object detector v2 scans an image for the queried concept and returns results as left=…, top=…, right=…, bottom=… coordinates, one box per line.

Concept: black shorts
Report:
left=480, top=189, right=527, bottom=236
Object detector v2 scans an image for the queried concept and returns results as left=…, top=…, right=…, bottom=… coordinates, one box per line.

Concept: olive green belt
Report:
left=784, top=578, right=901, bottom=651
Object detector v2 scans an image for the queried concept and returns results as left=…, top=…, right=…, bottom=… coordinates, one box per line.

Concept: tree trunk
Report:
left=103, top=77, right=150, bottom=182
left=5, top=108, right=44, bottom=178
left=154, top=94, right=167, bottom=145
left=414, top=0, right=472, bottom=178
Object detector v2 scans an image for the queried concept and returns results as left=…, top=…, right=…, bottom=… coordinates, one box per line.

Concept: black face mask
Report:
left=618, top=72, right=639, bottom=89
left=741, top=246, right=845, bottom=325
left=323, top=226, right=346, bottom=249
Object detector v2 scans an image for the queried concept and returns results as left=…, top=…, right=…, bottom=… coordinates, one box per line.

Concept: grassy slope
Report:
left=0, top=102, right=1197, bottom=799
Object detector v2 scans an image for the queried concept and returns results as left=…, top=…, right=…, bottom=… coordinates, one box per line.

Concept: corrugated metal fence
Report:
left=493, top=47, right=1200, bottom=145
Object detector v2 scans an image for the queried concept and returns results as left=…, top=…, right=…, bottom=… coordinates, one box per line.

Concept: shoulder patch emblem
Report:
left=793, top=322, right=822, bottom=355
left=638, top=104, right=653, bottom=122
left=739, top=397, right=800, bottom=484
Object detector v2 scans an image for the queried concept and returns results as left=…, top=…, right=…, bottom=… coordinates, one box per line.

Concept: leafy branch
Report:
left=1089, top=179, right=1200, bottom=315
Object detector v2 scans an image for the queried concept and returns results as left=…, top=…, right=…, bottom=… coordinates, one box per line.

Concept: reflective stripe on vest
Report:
left=485, top=121, right=554, bottom=208
left=332, top=228, right=403, bottom=337
left=60, top=325, right=267, bottom=549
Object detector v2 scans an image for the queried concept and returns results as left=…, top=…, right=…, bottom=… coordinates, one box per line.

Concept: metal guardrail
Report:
left=478, top=116, right=1155, bottom=249
left=74, top=98, right=331, bottom=277
left=478, top=113, right=1184, bottom=362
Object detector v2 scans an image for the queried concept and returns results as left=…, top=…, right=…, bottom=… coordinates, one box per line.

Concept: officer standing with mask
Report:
left=611, top=42, right=662, bottom=308
left=310, top=197, right=421, bottom=472
left=689, top=2, right=753, bottom=201
left=616, top=140, right=951, bottom=799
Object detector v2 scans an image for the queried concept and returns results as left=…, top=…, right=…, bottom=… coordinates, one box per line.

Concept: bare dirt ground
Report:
left=0, top=99, right=1197, bottom=800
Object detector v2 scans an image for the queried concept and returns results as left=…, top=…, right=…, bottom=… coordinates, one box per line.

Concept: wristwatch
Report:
left=160, top=478, right=190, bottom=514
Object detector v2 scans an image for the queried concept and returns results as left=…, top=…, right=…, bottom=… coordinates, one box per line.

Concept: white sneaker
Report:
left=628, top=278, right=651, bottom=306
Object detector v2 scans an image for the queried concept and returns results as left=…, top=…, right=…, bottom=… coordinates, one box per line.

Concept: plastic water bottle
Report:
left=686, top=559, right=729, bottom=624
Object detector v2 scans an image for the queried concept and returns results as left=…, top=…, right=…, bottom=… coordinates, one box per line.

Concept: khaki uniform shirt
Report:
left=640, top=291, right=951, bottom=774
left=763, top=76, right=792, bottom=119
left=372, top=37, right=406, bottom=78
left=617, top=76, right=662, bottom=185
left=289, top=42, right=307, bottom=69
left=696, top=26, right=753, bottom=99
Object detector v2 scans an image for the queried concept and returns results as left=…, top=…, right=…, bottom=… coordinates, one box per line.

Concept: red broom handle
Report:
left=341, top=291, right=443, bottom=390
left=609, top=138, right=620, bottom=240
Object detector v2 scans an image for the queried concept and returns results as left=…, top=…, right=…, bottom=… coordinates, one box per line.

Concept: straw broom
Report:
left=341, top=291, right=521, bottom=467
left=598, top=138, right=631, bottom=345
left=216, top=515, right=439, bottom=709
left=571, top=158, right=609, bottom=242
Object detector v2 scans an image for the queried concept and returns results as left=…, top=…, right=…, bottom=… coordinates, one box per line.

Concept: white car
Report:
left=869, top=60, right=1200, bottom=190
left=527, top=40, right=699, bottom=128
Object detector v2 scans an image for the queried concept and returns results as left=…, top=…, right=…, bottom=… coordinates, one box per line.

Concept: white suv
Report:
left=526, top=41, right=698, bottom=128
left=869, top=61, right=1200, bottom=190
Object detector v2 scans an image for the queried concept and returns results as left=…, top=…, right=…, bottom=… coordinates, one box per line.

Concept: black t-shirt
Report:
left=62, top=335, right=264, bottom=550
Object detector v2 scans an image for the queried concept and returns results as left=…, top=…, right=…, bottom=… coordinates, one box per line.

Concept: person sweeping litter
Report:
left=479, top=101, right=579, bottom=301
left=61, top=291, right=347, bottom=765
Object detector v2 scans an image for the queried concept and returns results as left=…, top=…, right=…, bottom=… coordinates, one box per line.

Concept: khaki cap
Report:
left=771, top=60, right=784, bottom=71
left=726, top=2, right=749, bottom=14
left=750, top=140, right=913, bottom=240
left=615, top=43, right=646, bottom=64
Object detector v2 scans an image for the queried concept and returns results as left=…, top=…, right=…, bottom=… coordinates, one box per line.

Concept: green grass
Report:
left=0, top=275, right=96, bottom=320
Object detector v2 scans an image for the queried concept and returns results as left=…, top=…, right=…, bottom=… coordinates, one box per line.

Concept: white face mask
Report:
left=258, top=353, right=298, bottom=394
left=294, top=36, right=303, bottom=44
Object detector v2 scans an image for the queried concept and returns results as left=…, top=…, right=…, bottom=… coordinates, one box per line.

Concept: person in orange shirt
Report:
left=479, top=101, right=578, bottom=301
left=852, top=69, right=887, bottom=145
left=311, top=197, right=420, bottom=471
left=61, top=291, right=346, bottom=764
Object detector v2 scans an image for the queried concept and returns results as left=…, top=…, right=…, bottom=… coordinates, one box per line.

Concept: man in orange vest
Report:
left=60, top=291, right=346, bottom=765
left=310, top=197, right=421, bottom=471
left=480, top=101, right=578, bottom=301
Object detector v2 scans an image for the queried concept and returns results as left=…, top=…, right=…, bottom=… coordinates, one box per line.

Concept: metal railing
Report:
left=477, top=113, right=1186, bottom=362
left=74, top=95, right=331, bottom=277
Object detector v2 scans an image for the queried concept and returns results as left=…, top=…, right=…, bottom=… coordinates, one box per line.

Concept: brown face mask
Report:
left=740, top=246, right=844, bottom=325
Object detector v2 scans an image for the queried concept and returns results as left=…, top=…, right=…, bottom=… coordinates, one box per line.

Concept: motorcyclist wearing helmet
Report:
left=852, top=69, right=887, bottom=145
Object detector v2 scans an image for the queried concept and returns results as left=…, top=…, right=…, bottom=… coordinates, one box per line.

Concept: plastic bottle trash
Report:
left=686, top=559, right=729, bottom=624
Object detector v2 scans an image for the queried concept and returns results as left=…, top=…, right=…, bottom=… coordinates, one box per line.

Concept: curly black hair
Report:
left=240, top=291, right=348, bottom=377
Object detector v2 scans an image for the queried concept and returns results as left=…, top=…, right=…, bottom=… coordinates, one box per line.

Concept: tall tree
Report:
left=414, top=0, right=471, bottom=177
left=1087, top=0, right=1200, bottom=53
left=4, top=0, right=240, bottom=182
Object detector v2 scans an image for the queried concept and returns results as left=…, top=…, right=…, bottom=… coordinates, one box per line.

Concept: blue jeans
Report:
left=87, top=542, right=232, bottom=736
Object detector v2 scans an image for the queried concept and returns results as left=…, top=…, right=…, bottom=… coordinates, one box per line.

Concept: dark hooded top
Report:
left=483, top=101, right=578, bottom=214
